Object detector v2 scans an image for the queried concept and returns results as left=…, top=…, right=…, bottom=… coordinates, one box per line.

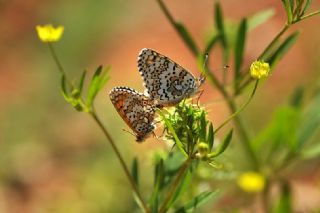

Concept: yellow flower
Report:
left=237, top=171, right=265, bottom=193
left=36, top=24, right=64, bottom=42
left=250, top=60, right=270, bottom=79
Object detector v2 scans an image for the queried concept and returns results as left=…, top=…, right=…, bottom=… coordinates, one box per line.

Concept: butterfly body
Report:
left=138, top=48, right=204, bottom=107
left=109, top=87, right=156, bottom=142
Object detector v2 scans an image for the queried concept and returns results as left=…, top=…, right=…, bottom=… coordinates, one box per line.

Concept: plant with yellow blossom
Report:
left=36, top=24, right=64, bottom=42
left=36, top=0, right=320, bottom=212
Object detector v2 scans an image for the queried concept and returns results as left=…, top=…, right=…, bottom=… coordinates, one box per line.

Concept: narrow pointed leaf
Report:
left=204, top=35, right=220, bottom=55
left=297, top=93, right=320, bottom=149
left=158, top=109, right=188, bottom=157
left=175, top=190, right=219, bottom=213
left=78, top=70, right=87, bottom=94
left=301, top=0, right=311, bottom=16
left=150, top=159, right=164, bottom=211
left=167, top=167, right=192, bottom=209
left=209, top=129, right=233, bottom=158
left=248, top=8, right=275, bottom=31
left=272, top=181, right=292, bottom=213
left=214, top=3, right=227, bottom=48
left=60, top=74, right=71, bottom=102
left=199, top=111, right=207, bottom=142
left=301, top=143, right=320, bottom=159
left=174, top=22, right=199, bottom=56
left=289, top=87, right=304, bottom=108
left=281, top=0, right=293, bottom=23
left=234, top=19, right=247, bottom=81
left=97, top=66, right=111, bottom=91
left=131, top=157, right=139, bottom=186
left=86, top=65, right=103, bottom=106
left=267, top=32, right=299, bottom=69
left=207, top=123, right=214, bottom=151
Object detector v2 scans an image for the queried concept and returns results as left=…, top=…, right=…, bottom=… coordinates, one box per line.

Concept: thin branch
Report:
left=90, top=110, right=149, bottom=212
left=159, top=158, right=192, bottom=213
left=47, top=44, right=149, bottom=213
left=215, top=80, right=259, bottom=133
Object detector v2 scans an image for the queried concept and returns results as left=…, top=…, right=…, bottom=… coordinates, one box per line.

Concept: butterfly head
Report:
left=135, top=124, right=155, bottom=142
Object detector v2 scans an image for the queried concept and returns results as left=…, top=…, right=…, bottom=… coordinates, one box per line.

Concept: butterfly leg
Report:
left=196, top=89, right=204, bottom=108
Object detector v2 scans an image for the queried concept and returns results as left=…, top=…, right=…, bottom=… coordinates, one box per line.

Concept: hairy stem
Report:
left=215, top=80, right=259, bottom=133
left=47, top=43, right=149, bottom=213
left=159, top=158, right=192, bottom=213
left=90, top=110, right=149, bottom=212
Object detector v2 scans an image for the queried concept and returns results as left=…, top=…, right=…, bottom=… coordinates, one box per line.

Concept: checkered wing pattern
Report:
left=109, top=87, right=156, bottom=142
left=137, top=48, right=200, bottom=107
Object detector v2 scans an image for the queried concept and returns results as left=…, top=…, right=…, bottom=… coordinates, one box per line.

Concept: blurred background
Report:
left=1, top=0, right=320, bottom=212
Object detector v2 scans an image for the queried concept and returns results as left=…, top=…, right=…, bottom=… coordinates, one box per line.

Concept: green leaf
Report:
left=297, top=93, right=320, bottom=149
left=301, top=0, right=312, bottom=16
left=174, top=22, right=199, bottom=56
left=78, top=70, right=87, bottom=95
left=214, top=3, right=227, bottom=48
left=267, top=32, right=300, bottom=69
left=289, top=87, right=304, bottom=108
left=158, top=109, right=188, bottom=157
left=150, top=159, right=164, bottom=211
left=167, top=167, right=193, bottom=209
left=281, top=0, right=293, bottom=23
left=204, top=35, right=220, bottom=56
left=234, top=18, right=247, bottom=81
left=272, top=181, right=292, bottom=213
left=131, top=157, right=139, bottom=186
left=301, top=142, right=320, bottom=159
left=60, top=74, right=71, bottom=102
left=209, top=129, right=233, bottom=158
left=97, top=66, right=111, bottom=91
left=199, top=111, right=207, bottom=142
left=207, top=123, right=214, bottom=151
left=252, top=105, right=302, bottom=168
left=175, top=190, right=219, bottom=213
left=86, top=66, right=110, bottom=107
left=248, top=8, right=275, bottom=31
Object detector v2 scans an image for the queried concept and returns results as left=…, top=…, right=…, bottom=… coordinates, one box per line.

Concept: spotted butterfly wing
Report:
left=137, top=48, right=203, bottom=107
left=109, top=87, right=156, bottom=142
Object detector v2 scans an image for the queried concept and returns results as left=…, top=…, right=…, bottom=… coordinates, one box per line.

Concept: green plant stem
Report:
left=215, top=80, right=259, bottom=133
left=259, top=24, right=289, bottom=60
left=293, top=10, right=320, bottom=23
left=159, top=158, right=192, bottom=213
left=239, top=9, right=320, bottom=93
left=47, top=43, right=149, bottom=213
left=156, top=0, right=199, bottom=56
left=225, top=98, right=260, bottom=170
left=205, top=66, right=259, bottom=170
left=156, top=0, right=259, bottom=170
left=48, top=43, right=67, bottom=77
left=90, top=110, right=150, bottom=213
left=261, top=179, right=270, bottom=213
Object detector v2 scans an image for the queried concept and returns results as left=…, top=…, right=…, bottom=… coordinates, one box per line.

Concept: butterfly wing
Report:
left=109, top=87, right=156, bottom=141
left=137, top=48, right=198, bottom=106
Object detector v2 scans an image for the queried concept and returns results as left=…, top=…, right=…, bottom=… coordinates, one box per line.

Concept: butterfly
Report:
left=109, top=86, right=157, bottom=142
left=137, top=48, right=205, bottom=107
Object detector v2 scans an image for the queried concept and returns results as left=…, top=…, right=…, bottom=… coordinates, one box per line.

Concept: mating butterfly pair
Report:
left=109, top=48, right=205, bottom=142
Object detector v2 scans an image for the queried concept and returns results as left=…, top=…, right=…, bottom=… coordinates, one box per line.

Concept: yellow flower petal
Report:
left=250, top=60, right=270, bottom=79
left=36, top=24, right=64, bottom=42
left=237, top=171, right=265, bottom=193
